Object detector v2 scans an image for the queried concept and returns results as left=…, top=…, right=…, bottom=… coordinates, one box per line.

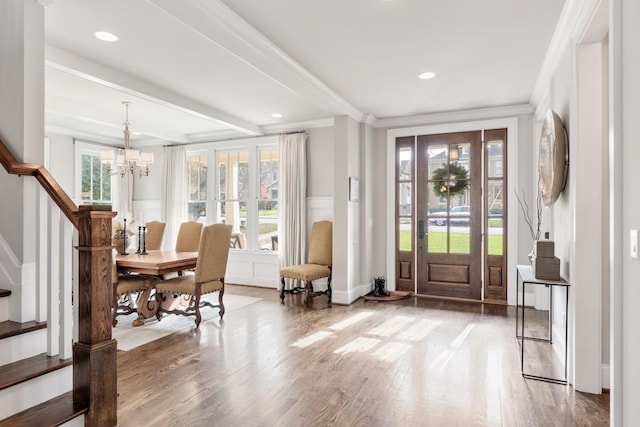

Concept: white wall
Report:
left=306, top=127, right=335, bottom=197
left=620, top=0, right=640, bottom=422
left=46, top=133, right=74, bottom=197
left=0, top=1, right=44, bottom=263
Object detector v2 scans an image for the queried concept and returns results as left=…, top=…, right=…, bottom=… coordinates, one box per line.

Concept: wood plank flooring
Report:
left=116, top=285, right=609, bottom=426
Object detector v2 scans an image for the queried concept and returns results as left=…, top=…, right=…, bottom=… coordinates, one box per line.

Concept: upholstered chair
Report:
left=111, top=249, right=147, bottom=327
left=279, top=220, right=333, bottom=307
left=155, top=223, right=232, bottom=327
left=175, top=221, right=203, bottom=252
left=145, top=221, right=166, bottom=250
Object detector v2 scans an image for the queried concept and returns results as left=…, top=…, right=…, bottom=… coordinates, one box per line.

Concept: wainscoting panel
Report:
left=226, top=251, right=279, bottom=288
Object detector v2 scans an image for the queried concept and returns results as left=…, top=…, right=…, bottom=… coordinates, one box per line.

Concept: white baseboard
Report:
left=333, top=282, right=371, bottom=305
left=601, top=364, right=610, bottom=390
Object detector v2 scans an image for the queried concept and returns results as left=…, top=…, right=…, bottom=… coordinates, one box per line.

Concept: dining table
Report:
left=115, top=250, right=198, bottom=326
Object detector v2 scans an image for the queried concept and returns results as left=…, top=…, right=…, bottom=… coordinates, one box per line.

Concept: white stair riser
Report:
left=0, top=329, right=47, bottom=366
left=0, top=297, right=7, bottom=322
left=0, top=365, right=72, bottom=420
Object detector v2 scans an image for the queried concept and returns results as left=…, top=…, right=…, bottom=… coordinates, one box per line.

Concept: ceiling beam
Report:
left=45, top=45, right=263, bottom=136
left=148, top=0, right=366, bottom=123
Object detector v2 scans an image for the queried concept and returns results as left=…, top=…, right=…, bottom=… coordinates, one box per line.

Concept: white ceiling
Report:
left=43, top=0, right=565, bottom=147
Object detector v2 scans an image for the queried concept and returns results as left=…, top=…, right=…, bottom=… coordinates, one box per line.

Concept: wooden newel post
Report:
left=73, top=205, right=118, bottom=427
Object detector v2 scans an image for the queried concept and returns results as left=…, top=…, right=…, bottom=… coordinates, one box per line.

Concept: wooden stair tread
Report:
left=0, top=353, right=72, bottom=391
left=0, top=289, right=10, bottom=298
left=0, top=320, right=46, bottom=340
left=0, top=391, right=87, bottom=427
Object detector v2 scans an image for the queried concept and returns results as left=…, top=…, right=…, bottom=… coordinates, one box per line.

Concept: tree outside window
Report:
left=81, top=153, right=111, bottom=203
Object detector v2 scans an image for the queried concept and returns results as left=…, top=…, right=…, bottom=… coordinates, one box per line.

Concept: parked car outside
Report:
left=428, top=205, right=470, bottom=226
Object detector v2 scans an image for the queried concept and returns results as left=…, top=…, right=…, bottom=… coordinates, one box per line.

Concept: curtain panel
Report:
left=278, top=132, right=308, bottom=290
left=161, top=146, right=187, bottom=250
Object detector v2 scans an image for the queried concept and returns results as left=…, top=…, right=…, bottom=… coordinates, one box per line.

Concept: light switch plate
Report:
left=631, top=229, right=638, bottom=259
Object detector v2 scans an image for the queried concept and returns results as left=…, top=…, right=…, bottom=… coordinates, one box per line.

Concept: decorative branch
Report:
left=514, top=188, right=541, bottom=241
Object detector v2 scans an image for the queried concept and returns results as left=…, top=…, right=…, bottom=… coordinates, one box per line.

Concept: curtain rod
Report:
left=280, top=130, right=306, bottom=135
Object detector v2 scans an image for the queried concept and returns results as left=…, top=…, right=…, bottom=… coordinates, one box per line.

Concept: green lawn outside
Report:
left=399, top=230, right=503, bottom=255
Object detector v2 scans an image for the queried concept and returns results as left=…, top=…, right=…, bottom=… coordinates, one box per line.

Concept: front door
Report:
left=416, top=131, right=482, bottom=299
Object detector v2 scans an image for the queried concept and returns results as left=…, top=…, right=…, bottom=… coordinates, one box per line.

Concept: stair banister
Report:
left=0, top=138, right=117, bottom=426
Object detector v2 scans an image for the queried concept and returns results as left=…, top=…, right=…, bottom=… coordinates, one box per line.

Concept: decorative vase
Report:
left=112, top=231, right=130, bottom=255
left=528, top=241, right=537, bottom=264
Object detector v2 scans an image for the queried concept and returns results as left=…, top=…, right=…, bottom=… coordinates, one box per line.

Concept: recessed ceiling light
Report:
left=271, top=113, right=283, bottom=118
left=418, top=72, right=436, bottom=80
left=95, top=31, right=118, bottom=42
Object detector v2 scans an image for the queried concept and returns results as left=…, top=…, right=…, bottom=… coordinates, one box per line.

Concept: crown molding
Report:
left=261, top=117, right=335, bottom=134
left=530, top=0, right=604, bottom=108
left=373, top=104, right=534, bottom=129
left=148, top=0, right=364, bottom=122
left=188, top=129, right=250, bottom=143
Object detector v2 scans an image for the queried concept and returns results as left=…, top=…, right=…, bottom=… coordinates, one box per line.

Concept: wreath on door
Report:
left=432, top=162, right=469, bottom=198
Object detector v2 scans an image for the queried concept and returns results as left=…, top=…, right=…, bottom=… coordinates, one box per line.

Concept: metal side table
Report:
left=516, top=264, right=570, bottom=384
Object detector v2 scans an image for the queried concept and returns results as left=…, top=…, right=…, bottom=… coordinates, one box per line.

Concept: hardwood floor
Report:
left=116, top=285, right=609, bottom=426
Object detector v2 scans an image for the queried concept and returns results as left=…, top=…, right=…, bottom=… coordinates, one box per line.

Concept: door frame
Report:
left=386, top=116, right=520, bottom=305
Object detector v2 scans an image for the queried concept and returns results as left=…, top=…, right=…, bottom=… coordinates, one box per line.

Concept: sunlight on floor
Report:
left=328, top=311, right=373, bottom=330
left=398, top=319, right=442, bottom=341
left=429, top=349, right=454, bottom=372
left=372, top=342, right=413, bottom=362
left=333, top=337, right=381, bottom=355
left=450, top=324, right=474, bottom=348
left=291, top=330, right=333, bottom=348
left=367, top=315, right=414, bottom=337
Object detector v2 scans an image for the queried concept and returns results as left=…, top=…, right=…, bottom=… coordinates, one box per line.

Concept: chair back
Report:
left=145, top=221, right=166, bottom=250
left=307, top=221, right=332, bottom=266
left=175, top=221, right=204, bottom=252
left=195, top=224, right=232, bottom=283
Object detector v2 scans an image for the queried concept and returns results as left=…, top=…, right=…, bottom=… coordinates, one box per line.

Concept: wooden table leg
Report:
left=132, top=277, right=158, bottom=327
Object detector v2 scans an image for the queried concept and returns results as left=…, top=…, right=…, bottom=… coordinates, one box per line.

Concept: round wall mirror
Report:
left=538, top=109, right=568, bottom=206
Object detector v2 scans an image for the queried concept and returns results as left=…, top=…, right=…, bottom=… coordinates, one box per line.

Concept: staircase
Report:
left=0, top=320, right=83, bottom=426
left=0, top=140, right=118, bottom=426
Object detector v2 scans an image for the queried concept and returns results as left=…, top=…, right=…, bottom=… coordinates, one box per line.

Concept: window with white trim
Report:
left=186, top=137, right=278, bottom=252
left=75, top=142, right=111, bottom=204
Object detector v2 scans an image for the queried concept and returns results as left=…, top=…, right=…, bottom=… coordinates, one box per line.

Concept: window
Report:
left=187, top=152, right=208, bottom=223
left=258, top=147, right=278, bottom=250
left=217, top=150, right=249, bottom=248
left=186, top=138, right=278, bottom=252
left=80, top=151, right=111, bottom=203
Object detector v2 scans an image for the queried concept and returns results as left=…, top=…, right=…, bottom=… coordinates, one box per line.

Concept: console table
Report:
left=516, top=264, right=570, bottom=384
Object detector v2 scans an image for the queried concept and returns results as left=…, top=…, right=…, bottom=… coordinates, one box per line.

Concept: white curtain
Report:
left=161, top=146, right=187, bottom=250
left=278, top=132, right=307, bottom=290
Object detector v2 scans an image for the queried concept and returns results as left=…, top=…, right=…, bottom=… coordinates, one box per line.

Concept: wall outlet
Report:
left=630, top=229, right=638, bottom=259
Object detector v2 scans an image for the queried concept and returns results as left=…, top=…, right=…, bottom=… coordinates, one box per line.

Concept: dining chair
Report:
left=111, top=249, right=147, bottom=327
left=145, top=220, right=166, bottom=250
left=279, top=220, right=332, bottom=307
left=175, top=221, right=204, bottom=252
left=155, top=223, right=232, bottom=327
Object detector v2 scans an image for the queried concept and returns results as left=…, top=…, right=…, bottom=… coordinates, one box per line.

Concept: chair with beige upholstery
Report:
left=279, top=220, right=333, bottom=308
left=111, top=249, right=147, bottom=327
left=145, top=220, right=166, bottom=250
left=175, top=221, right=204, bottom=252
left=155, top=223, right=232, bottom=327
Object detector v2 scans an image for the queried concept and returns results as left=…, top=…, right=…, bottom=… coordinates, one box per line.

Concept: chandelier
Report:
left=100, top=101, right=154, bottom=177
